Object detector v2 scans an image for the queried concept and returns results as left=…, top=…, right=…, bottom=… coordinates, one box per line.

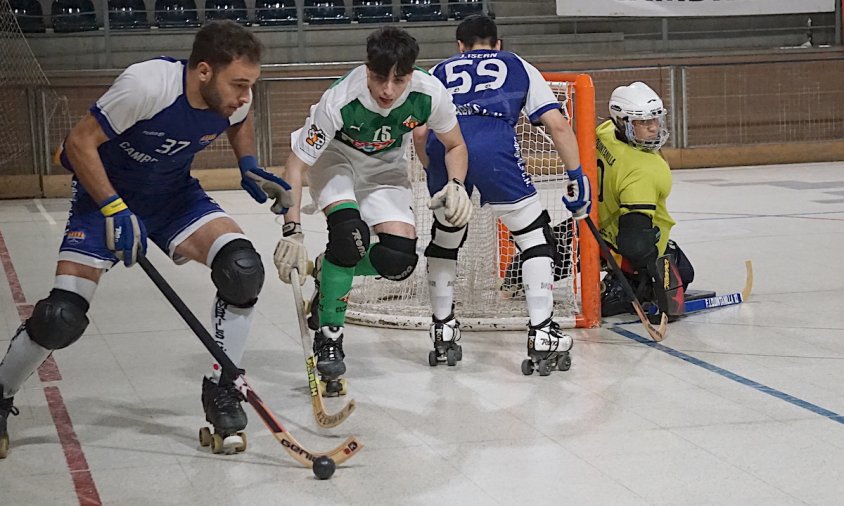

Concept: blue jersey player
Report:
left=414, top=15, right=591, bottom=372
left=0, top=21, right=292, bottom=457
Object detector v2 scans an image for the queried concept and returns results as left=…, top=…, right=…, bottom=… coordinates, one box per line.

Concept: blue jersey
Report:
left=426, top=50, right=562, bottom=208
left=57, top=57, right=249, bottom=269
left=61, top=57, right=251, bottom=193
left=430, top=49, right=560, bottom=127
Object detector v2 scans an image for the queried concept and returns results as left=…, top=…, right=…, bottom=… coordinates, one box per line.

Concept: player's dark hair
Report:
left=188, top=20, right=263, bottom=70
left=456, top=14, right=498, bottom=48
left=366, top=27, right=419, bottom=77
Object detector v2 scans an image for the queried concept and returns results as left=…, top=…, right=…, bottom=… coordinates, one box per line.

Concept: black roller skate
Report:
left=521, top=318, right=573, bottom=377
left=306, top=253, right=323, bottom=331
left=428, top=313, right=462, bottom=367
left=0, top=392, right=19, bottom=459
left=314, top=326, right=348, bottom=397
left=199, top=377, right=247, bottom=454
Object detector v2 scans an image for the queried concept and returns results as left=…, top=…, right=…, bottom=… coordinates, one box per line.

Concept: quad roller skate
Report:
left=0, top=392, right=18, bottom=459
left=199, top=377, right=247, bottom=454
left=314, top=326, right=348, bottom=397
left=428, top=314, right=463, bottom=367
left=521, top=318, right=572, bottom=377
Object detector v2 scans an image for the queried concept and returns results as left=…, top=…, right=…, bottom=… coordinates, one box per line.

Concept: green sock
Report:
left=354, top=244, right=378, bottom=276
left=318, top=255, right=354, bottom=328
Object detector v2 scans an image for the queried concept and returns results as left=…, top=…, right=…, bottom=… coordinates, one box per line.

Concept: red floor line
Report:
left=0, top=229, right=101, bottom=506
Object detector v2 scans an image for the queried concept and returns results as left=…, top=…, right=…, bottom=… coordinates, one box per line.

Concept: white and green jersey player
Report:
left=273, top=27, right=471, bottom=384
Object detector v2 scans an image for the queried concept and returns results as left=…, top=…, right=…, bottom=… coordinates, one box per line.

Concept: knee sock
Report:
left=209, top=297, right=255, bottom=382
left=0, top=275, right=96, bottom=398
left=318, top=256, right=355, bottom=328
left=427, top=257, right=457, bottom=321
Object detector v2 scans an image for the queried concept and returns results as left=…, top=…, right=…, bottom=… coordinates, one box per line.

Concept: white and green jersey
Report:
left=291, top=65, right=458, bottom=166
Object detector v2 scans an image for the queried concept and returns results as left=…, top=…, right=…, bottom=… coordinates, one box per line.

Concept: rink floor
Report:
left=1, top=161, right=844, bottom=505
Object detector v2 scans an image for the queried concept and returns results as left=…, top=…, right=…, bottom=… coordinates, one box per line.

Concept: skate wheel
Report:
left=446, top=348, right=457, bottom=366
left=0, top=433, right=9, bottom=459
left=558, top=353, right=572, bottom=371
left=210, top=433, right=225, bottom=454
left=199, top=427, right=212, bottom=447
left=337, top=379, right=348, bottom=396
left=455, top=345, right=463, bottom=362
left=235, top=432, right=248, bottom=453
left=538, top=359, right=551, bottom=376
left=428, top=350, right=438, bottom=367
left=521, top=359, right=534, bottom=376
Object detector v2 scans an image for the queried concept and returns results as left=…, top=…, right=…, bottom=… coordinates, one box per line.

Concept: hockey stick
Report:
left=137, top=255, right=363, bottom=468
left=647, top=260, right=753, bottom=315
left=582, top=216, right=668, bottom=342
left=290, top=269, right=356, bottom=428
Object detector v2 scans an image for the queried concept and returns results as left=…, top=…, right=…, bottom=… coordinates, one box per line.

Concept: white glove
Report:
left=274, top=222, right=308, bottom=285
left=428, top=178, right=472, bottom=228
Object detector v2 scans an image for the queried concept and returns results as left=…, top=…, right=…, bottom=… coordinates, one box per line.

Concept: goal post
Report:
left=345, top=72, right=601, bottom=330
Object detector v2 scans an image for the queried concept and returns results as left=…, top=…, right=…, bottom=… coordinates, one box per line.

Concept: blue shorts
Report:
left=59, top=177, right=226, bottom=269
left=425, top=116, right=536, bottom=207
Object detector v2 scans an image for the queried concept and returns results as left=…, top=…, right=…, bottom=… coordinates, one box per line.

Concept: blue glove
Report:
left=100, top=195, right=147, bottom=267
left=238, top=155, right=293, bottom=214
left=562, top=166, right=591, bottom=220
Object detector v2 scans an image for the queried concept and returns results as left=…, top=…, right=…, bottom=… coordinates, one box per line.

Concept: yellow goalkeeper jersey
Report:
left=595, top=120, right=675, bottom=256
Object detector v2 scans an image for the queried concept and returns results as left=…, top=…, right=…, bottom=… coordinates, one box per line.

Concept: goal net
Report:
left=0, top=0, right=70, bottom=178
left=346, top=73, right=601, bottom=330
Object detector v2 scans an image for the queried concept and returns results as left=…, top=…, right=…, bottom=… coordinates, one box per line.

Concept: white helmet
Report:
left=609, top=82, right=669, bottom=151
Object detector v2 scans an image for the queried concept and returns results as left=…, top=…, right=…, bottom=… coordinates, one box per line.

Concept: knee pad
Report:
left=666, top=240, right=694, bottom=288
left=424, top=216, right=467, bottom=261
left=326, top=207, right=370, bottom=268
left=511, top=210, right=556, bottom=262
left=370, top=234, right=418, bottom=281
left=26, top=289, right=89, bottom=350
left=211, top=239, right=264, bottom=307
left=616, top=213, right=659, bottom=270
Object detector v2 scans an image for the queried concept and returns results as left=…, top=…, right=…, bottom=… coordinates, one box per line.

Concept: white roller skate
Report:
left=428, top=314, right=462, bottom=367
left=521, top=318, right=572, bottom=376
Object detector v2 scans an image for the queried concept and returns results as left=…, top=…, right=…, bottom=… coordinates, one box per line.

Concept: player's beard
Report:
left=200, top=75, right=229, bottom=117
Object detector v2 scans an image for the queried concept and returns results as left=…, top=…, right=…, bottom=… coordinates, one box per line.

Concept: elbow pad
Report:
left=616, top=212, right=660, bottom=270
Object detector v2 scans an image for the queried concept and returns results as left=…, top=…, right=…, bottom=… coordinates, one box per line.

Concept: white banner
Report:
left=556, top=0, right=837, bottom=17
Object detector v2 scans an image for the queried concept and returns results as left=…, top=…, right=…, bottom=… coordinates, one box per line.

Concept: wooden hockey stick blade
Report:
left=137, top=256, right=362, bottom=468
left=742, top=260, right=753, bottom=300
left=241, top=383, right=361, bottom=467
left=582, top=216, right=668, bottom=342
left=290, top=269, right=356, bottom=428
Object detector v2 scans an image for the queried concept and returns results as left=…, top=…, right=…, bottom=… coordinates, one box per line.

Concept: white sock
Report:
left=209, top=296, right=255, bottom=381
left=427, top=257, right=457, bottom=321
left=522, top=256, right=554, bottom=326
left=0, top=326, right=51, bottom=398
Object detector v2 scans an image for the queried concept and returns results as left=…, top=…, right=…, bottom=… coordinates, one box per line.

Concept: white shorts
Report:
left=307, top=143, right=415, bottom=227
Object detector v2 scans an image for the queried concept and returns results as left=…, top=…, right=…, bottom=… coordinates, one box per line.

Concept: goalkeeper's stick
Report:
left=582, top=217, right=668, bottom=342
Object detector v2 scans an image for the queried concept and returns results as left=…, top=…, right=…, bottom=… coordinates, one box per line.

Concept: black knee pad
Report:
left=211, top=239, right=264, bottom=307
left=26, top=289, right=89, bottom=350
left=424, top=217, right=467, bottom=261
left=512, top=210, right=556, bottom=262
left=370, top=234, right=418, bottom=281
left=326, top=208, right=370, bottom=268
left=666, top=240, right=694, bottom=289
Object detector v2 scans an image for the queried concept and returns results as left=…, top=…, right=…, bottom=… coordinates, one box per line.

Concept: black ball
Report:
left=312, top=455, right=336, bottom=480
